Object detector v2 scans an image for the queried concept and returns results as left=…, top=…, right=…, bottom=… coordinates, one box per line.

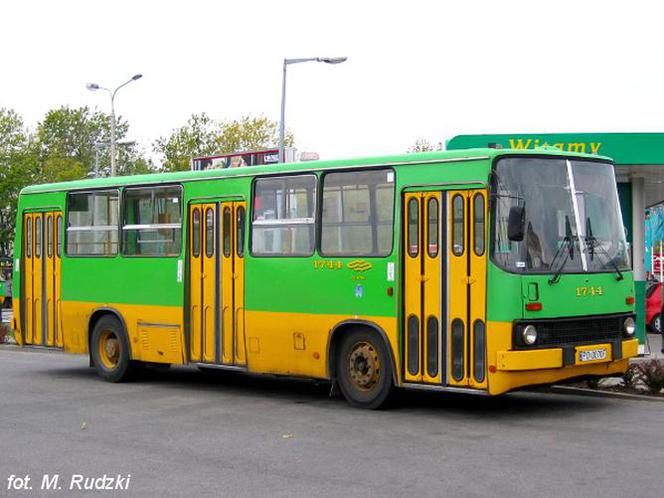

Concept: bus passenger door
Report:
left=447, top=190, right=488, bottom=389
left=54, top=213, right=63, bottom=347
left=21, top=210, right=63, bottom=348
left=403, top=192, right=444, bottom=384
left=188, top=205, right=202, bottom=361
left=33, top=213, right=43, bottom=345
left=44, top=213, right=55, bottom=346
left=220, top=201, right=246, bottom=366
left=23, top=213, right=34, bottom=344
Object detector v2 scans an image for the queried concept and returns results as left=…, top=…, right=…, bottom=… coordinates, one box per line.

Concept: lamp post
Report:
left=86, top=74, right=142, bottom=176
left=279, top=57, right=347, bottom=163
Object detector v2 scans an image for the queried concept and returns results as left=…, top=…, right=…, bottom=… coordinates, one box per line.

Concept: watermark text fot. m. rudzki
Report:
left=7, top=474, right=131, bottom=491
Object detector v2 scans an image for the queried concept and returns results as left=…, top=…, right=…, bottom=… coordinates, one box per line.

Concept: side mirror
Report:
left=508, top=205, right=525, bottom=242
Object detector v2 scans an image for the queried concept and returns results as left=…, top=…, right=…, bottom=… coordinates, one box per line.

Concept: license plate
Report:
left=578, top=348, right=608, bottom=363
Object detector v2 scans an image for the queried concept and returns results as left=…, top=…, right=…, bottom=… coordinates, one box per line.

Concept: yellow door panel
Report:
left=23, top=213, right=34, bottom=344
left=422, top=193, right=442, bottom=384
left=221, top=204, right=234, bottom=364
left=447, top=191, right=468, bottom=386
left=403, top=193, right=422, bottom=382
left=189, top=200, right=246, bottom=367
left=446, top=190, right=488, bottom=388
left=202, top=204, right=217, bottom=363
left=233, top=202, right=247, bottom=366
left=402, top=192, right=443, bottom=385
left=469, top=191, right=488, bottom=388
left=44, top=213, right=55, bottom=346
left=189, top=205, right=203, bottom=362
left=33, top=213, right=44, bottom=345
left=55, top=213, right=63, bottom=348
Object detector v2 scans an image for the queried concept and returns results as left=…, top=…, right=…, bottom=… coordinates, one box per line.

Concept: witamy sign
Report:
left=7, top=473, right=131, bottom=492
left=507, top=138, right=602, bottom=155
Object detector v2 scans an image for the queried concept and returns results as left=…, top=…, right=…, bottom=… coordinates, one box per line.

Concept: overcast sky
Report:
left=2, top=0, right=664, bottom=164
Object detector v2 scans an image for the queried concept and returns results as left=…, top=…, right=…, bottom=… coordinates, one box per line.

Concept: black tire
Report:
left=90, top=315, right=138, bottom=382
left=651, top=314, right=662, bottom=334
left=336, top=328, right=393, bottom=409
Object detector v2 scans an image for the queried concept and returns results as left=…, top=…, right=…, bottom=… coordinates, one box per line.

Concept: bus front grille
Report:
left=513, top=314, right=629, bottom=349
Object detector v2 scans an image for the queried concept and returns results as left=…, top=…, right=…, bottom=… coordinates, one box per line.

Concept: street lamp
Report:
left=279, top=57, right=347, bottom=163
left=86, top=73, right=142, bottom=176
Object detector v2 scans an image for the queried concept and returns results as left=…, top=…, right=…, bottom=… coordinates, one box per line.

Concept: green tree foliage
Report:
left=154, top=114, right=293, bottom=172
left=0, top=109, right=31, bottom=255
left=0, top=106, right=150, bottom=255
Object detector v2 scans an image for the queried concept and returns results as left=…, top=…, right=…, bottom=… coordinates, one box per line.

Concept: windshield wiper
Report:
left=584, top=217, right=624, bottom=281
left=548, top=216, right=575, bottom=285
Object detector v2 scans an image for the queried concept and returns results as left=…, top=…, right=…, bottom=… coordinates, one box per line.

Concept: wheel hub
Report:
left=99, top=330, right=120, bottom=369
left=348, top=342, right=380, bottom=391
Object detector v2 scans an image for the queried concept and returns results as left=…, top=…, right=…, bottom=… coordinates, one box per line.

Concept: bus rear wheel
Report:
left=91, top=315, right=138, bottom=382
left=336, top=329, right=393, bottom=409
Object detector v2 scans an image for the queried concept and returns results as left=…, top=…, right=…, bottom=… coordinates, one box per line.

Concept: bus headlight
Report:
left=623, top=317, right=636, bottom=336
left=522, top=325, right=538, bottom=345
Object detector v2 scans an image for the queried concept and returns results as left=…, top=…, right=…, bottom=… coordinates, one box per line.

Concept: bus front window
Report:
left=492, top=157, right=629, bottom=275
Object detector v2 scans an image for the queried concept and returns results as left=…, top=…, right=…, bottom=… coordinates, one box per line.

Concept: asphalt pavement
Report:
left=0, top=346, right=662, bottom=498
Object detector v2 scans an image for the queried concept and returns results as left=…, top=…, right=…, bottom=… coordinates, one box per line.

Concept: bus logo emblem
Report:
left=347, top=260, right=372, bottom=272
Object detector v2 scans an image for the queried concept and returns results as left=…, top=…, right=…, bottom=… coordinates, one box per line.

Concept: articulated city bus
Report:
left=11, top=148, right=638, bottom=408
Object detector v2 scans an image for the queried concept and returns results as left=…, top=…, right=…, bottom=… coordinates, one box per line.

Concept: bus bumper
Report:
left=488, top=338, right=639, bottom=395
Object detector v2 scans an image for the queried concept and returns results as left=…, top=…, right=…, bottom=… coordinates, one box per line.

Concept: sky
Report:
left=2, top=0, right=664, bottom=165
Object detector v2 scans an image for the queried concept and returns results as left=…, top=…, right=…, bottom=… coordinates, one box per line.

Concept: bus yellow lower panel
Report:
left=60, top=301, right=185, bottom=364
left=245, top=311, right=398, bottom=380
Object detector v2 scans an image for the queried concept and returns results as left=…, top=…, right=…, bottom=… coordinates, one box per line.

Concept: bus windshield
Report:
left=492, top=156, right=630, bottom=275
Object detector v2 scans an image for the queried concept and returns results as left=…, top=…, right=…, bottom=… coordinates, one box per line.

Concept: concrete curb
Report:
left=549, top=385, right=664, bottom=402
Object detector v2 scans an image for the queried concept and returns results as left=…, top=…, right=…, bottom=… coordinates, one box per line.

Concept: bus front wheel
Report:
left=91, top=315, right=138, bottom=382
left=336, top=329, right=393, bottom=409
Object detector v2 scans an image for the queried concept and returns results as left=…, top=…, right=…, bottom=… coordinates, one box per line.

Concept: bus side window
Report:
left=251, top=175, right=316, bottom=256
left=320, top=169, right=395, bottom=257
left=122, top=186, right=182, bottom=257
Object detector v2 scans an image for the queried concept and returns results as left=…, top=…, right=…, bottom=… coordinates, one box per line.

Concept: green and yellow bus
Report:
left=11, top=148, right=638, bottom=408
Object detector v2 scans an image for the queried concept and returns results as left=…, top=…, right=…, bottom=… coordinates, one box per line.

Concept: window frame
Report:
left=427, top=197, right=439, bottom=258
left=473, top=193, right=485, bottom=257
left=452, top=194, right=465, bottom=257
left=191, top=207, right=201, bottom=258
left=250, top=173, right=318, bottom=258
left=25, top=217, right=32, bottom=258
left=407, top=197, right=419, bottom=258
left=236, top=205, right=246, bottom=258
left=65, top=188, right=120, bottom=258
left=120, top=184, right=184, bottom=258
left=205, top=206, right=215, bottom=259
left=318, top=167, right=396, bottom=258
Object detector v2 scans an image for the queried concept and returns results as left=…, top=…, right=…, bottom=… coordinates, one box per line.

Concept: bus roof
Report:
left=20, top=147, right=611, bottom=195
